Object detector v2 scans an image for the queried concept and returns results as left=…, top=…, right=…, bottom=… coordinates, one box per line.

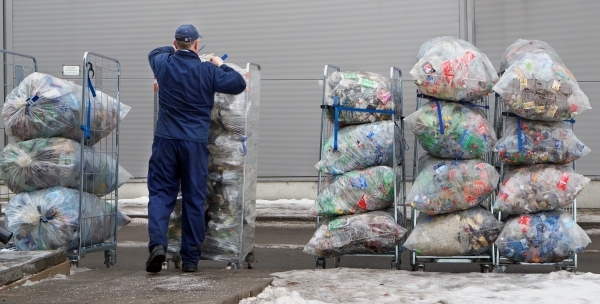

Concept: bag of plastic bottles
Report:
left=495, top=210, right=591, bottom=263
left=498, top=39, right=560, bottom=75
left=0, top=137, right=132, bottom=195
left=211, top=62, right=251, bottom=136
left=324, top=71, right=392, bottom=125
left=494, top=117, right=590, bottom=165
left=408, top=154, right=499, bottom=215
left=494, top=53, right=591, bottom=121
left=315, top=120, right=394, bottom=175
left=411, top=36, right=498, bottom=102
left=405, top=100, right=497, bottom=159
left=4, top=186, right=130, bottom=251
left=303, top=211, right=407, bottom=258
left=495, top=164, right=589, bottom=215
left=2, top=72, right=131, bottom=145
left=404, top=207, right=503, bottom=256
left=311, top=166, right=394, bottom=217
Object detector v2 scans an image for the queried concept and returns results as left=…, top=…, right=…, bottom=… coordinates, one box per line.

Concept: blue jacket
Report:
left=149, top=46, right=246, bottom=143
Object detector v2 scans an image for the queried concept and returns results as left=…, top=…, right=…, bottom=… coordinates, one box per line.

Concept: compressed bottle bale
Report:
left=325, top=71, right=392, bottom=125
left=494, top=117, right=590, bottom=165
left=0, top=137, right=132, bottom=195
left=404, top=207, right=503, bottom=256
left=303, top=211, right=407, bottom=258
left=495, top=164, right=590, bottom=215
left=411, top=36, right=498, bottom=102
left=494, top=53, right=590, bottom=121
left=2, top=72, right=131, bottom=145
left=310, top=166, right=394, bottom=217
left=315, top=120, right=394, bottom=175
left=408, top=154, right=499, bottom=215
left=4, top=186, right=130, bottom=251
left=498, top=39, right=561, bottom=75
left=495, top=210, right=591, bottom=263
left=405, top=100, right=497, bottom=159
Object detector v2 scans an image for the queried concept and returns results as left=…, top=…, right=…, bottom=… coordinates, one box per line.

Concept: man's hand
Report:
left=209, top=56, right=224, bottom=67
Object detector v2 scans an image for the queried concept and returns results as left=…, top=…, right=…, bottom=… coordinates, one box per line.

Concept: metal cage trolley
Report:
left=314, top=65, right=407, bottom=270
left=492, top=93, right=578, bottom=273
left=68, top=52, right=122, bottom=268
left=0, top=50, right=37, bottom=209
left=410, top=92, right=496, bottom=273
left=157, top=62, right=261, bottom=270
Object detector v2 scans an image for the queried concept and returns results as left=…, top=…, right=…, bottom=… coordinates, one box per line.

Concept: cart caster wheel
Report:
left=70, top=261, right=79, bottom=269
left=173, top=260, right=181, bottom=269
left=333, top=257, right=340, bottom=268
left=315, top=258, right=326, bottom=269
left=480, top=265, right=491, bottom=273
left=412, top=264, right=425, bottom=272
left=225, top=263, right=233, bottom=270
left=104, top=250, right=115, bottom=268
left=162, top=262, right=169, bottom=269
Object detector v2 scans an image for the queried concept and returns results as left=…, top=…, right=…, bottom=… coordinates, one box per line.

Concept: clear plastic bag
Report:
left=303, top=211, right=407, bottom=258
left=408, top=154, right=499, bottom=215
left=499, top=39, right=560, bottom=75
left=411, top=36, right=498, bottom=102
left=311, top=166, right=394, bottom=217
left=495, top=210, right=591, bottom=263
left=404, top=207, right=503, bottom=256
left=324, top=71, right=392, bottom=125
left=0, top=137, right=132, bottom=195
left=315, top=120, right=394, bottom=175
left=211, top=62, right=251, bottom=136
left=405, top=100, right=497, bottom=159
left=494, top=53, right=591, bottom=121
left=2, top=72, right=131, bottom=145
left=4, top=186, right=130, bottom=251
left=494, top=117, right=590, bottom=165
left=495, top=164, right=590, bottom=215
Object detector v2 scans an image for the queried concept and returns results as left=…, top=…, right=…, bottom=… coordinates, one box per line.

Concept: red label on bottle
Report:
left=557, top=172, right=570, bottom=191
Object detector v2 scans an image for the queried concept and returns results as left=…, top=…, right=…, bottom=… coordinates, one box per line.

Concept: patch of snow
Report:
left=240, top=268, right=600, bottom=304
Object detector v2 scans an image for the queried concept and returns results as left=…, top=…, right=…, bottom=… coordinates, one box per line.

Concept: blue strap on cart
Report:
left=80, top=63, right=95, bottom=140
left=25, top=95, right=39, bottom=116
left=416, top=92, right=490, bottom=136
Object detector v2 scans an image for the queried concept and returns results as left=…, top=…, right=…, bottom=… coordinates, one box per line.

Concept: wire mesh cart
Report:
left=0, top=50, right=38, bottom=209
left=157, top=62, right=260, bottom=270
left=492, top=93, right=578, bottom=273
left=66, top=52, right=123, bottom=268
left=313, top=65, right=407, bottom=270
left=409, top=92, right=496, bottom=273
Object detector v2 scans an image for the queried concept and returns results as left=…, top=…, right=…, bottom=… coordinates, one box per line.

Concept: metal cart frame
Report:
left=158, top=63, right=260, bottom=270
left=67, top=51, right=122, bottom=268
left=410, top=92, right=496, bottom=273
left=0, top=50, right=38, bottom=213
left=314, top=65, right=407, bottom=270
left=492, top=93, right=578, bottom=273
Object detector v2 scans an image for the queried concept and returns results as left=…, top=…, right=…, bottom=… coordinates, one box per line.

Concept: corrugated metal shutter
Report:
left=8, top=0, right=460, bottom=179
left=474, top=0, right=600, bottom=177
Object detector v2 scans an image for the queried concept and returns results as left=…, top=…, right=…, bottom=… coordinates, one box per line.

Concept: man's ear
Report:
left=194, top=40, right=199, bottom=52
left=173, top=40, right=178, bottom=50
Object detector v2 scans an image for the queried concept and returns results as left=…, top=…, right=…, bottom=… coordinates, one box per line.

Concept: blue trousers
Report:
left=147, top=136, right=208, bottom=266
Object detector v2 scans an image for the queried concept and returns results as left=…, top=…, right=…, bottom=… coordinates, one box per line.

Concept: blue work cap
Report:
left=175, top=24, right=202, bottom=42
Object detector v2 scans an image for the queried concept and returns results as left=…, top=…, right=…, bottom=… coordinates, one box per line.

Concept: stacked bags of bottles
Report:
left=167, top=59, right=259, bottom=263
left=1, top=72, right=132, bottom=251
left=493, top=39, right=592, bottom=263
left=303, top=71, right=407, bottom=258
left=404, top=37, right=504, bottom=256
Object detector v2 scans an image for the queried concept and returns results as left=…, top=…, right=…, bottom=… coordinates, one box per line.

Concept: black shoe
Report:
left=146, top=245, right=166, bottom=273
left=183, top=265, right=197, bottom=273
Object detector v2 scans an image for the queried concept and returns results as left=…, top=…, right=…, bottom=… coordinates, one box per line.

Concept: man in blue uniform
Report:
left=146, top=24, right=246, bottom=273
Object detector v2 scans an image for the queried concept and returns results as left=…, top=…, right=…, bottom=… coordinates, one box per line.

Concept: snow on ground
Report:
left=239, top=268, right=600, bottom=304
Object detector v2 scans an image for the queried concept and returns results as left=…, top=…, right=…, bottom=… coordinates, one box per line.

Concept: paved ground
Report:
left=0, top=209, right=599, bottom=303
